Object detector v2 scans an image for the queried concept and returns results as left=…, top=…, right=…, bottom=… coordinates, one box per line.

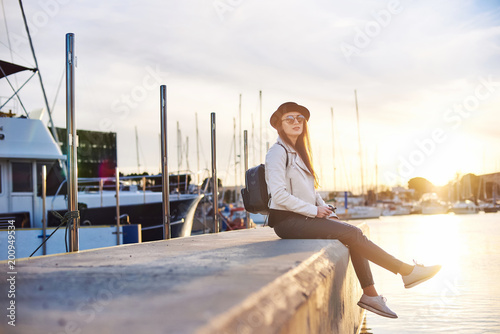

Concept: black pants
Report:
left=269, top=209, right=404, bottom=289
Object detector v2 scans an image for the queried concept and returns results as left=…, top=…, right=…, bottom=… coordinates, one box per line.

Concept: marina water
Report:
left=360, top=212, right=500, bottom=334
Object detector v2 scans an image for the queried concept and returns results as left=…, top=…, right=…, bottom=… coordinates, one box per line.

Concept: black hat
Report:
left=270, top=102, right=310, bottom=129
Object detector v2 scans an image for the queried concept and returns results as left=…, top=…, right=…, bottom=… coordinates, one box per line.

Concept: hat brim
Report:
left=270, top=102, right=310, bottom=129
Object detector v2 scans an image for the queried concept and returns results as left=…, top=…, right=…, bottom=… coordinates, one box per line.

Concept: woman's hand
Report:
left=316, top=205, right=333, bottom=218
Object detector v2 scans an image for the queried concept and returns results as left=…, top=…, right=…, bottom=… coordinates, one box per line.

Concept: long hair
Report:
left=277, top=121, right=319, bottom=188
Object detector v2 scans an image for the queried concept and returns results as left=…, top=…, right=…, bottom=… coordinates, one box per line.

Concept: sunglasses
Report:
left=282, top=115, right=306, bottom=125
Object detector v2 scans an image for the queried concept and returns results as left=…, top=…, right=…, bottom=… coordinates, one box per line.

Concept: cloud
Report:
left=2, top=0, right=499, bottom=188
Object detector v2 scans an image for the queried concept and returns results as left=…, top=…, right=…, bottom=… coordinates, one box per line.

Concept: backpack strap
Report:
left=264, top=143, right=290, bottom=226
left=277, top=143, right=289, bottom=167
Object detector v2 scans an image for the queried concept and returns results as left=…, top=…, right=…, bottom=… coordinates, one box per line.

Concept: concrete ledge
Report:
left=1, top=224, right=367, bottom=334
left=198, top=225, right=367, bottom=334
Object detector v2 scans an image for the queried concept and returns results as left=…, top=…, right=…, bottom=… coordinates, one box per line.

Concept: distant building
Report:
left=55, top=127, right=117, bottom=178
left=480, top=172, right=500, bottom=186
left=479, top=172, right=500, bottom=199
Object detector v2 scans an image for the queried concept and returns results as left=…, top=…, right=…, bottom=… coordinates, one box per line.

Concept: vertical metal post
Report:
left=66, top=33, right=79, bottom=252
left=344, top=191, right=348, bottom=214
left=160, top=85, right=171, bottom=239
left=243, top=131, right=249, bottom=228
left=211, top=112, right=219, bottom=233
left=99, top=178, right=104, bottom=207
left=142, top=176, right=146, bottom=204
left=42, top=165, right=47, bottom=255
left=115, top=167, right=121, bottom=245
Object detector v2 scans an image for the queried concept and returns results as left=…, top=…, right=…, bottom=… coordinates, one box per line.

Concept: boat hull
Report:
left=48, top=195, right=203, bottom=241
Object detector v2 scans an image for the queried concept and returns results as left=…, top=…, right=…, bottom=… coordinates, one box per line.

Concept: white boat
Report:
left=482, top=203, right=499, bottom=213
left=332, top=191, right=381, bottom=220
left=420, top=193, right=448, bottom=215
left=0, top=116, right=204, bottom=259
left=449, top=200, right=479, bottom=214
left=336, top=205, right=382, bottom=220
left=381, top=202, right=411, bottom=216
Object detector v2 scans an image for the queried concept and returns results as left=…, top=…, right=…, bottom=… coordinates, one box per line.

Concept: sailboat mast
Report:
left=354, top=90, right=365, bottom=197
left=259, top=90, right=262, bottom=163
left=331, top=107, right=336, bottom=191
left=135, top=126, right=140, bottom=172
left=233, top=117, right=237, bottom=199
left=196, top=113, right=200, bottom=193
left=185, top=136, right=189, bottom=173
left=252, top=114, right=255, bottom=166
left=375, top=146, right=379, bottom=201
left=18, top=1, right=59, bottom=143
left=177, top=121, right=182, bottom=172
left=238, top=94, right=242, bottom=187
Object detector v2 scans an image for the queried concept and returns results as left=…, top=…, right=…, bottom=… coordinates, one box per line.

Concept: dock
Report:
left=1, top=224, right=367, bottom=333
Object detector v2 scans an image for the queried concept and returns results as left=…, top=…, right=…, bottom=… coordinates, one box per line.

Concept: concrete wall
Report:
left=198, top=224, right=367, bottom=334
left=0, top=224, right=367, bottom=334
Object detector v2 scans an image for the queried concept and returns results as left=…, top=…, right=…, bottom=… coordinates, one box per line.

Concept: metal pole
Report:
left=142, top=176, right=146, bottom=204
left=115, top=167, right=121, bottom=245
left=42, top=165, right=47, bottom=255
left=99, top=178, right=104, bottom=207
left=243, top=130, right=249, bottom=228
left=66, top=33, right=79, bottom=252
left=160, top=85, right=171, bottom=239
left=211, top=112, right=219, bottom=233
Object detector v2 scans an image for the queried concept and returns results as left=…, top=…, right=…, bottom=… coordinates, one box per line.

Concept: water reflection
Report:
left=359, top=314, right=373, bottom=334
left=361, top=213, right=500, bottom=333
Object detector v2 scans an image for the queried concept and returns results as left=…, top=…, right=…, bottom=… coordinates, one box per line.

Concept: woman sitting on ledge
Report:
left=265, top=102, right=441, bottom=319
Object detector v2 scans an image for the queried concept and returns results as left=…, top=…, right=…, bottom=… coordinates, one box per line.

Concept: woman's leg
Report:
left=273, top=213, right=407, bottom=275
left=271, top=211, right=405, bottom=319
left=350, top=248, right=374, bottom=289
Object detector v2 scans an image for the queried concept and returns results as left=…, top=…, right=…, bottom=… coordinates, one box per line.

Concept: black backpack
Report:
left=241, top=144, right=288, bottom=215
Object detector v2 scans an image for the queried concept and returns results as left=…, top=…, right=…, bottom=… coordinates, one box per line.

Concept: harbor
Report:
left=361, top=212, right=500, bottom=334
left=0, top=225, right=367, bottom=334
left=2, top=1, right=500, bottom=333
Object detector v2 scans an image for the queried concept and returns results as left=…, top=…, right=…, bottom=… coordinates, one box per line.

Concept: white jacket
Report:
left=265, top=136, right=327, bottom=218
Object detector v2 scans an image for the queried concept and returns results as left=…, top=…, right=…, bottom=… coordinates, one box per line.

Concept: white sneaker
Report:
left=402, top=261, right=442, bottom=289
left=357, top=294, right=398, bottom=319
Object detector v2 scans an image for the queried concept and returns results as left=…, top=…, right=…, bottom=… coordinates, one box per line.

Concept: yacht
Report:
left=0, top=116, right=204, bottom=258
left=420, top=193, right=448, bottom=215
left=449, top=200, right=479, bottom=214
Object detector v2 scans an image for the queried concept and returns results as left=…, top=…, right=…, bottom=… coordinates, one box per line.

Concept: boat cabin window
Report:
left=37, top=161, right=66, bottom=196
left=12, top=162, right=33, bottom=192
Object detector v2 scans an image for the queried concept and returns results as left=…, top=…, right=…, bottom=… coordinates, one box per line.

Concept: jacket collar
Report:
left=277, top=136, right=296, bottom=153
left=276, top=136, right=311, bottom=175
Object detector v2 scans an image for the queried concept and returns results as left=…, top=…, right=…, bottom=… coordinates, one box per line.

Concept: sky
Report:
left=1, top=0, right=500, bottom=194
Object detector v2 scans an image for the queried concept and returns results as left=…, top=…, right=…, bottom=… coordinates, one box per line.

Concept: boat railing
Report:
left=52, top=170, right=211, bottom=201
